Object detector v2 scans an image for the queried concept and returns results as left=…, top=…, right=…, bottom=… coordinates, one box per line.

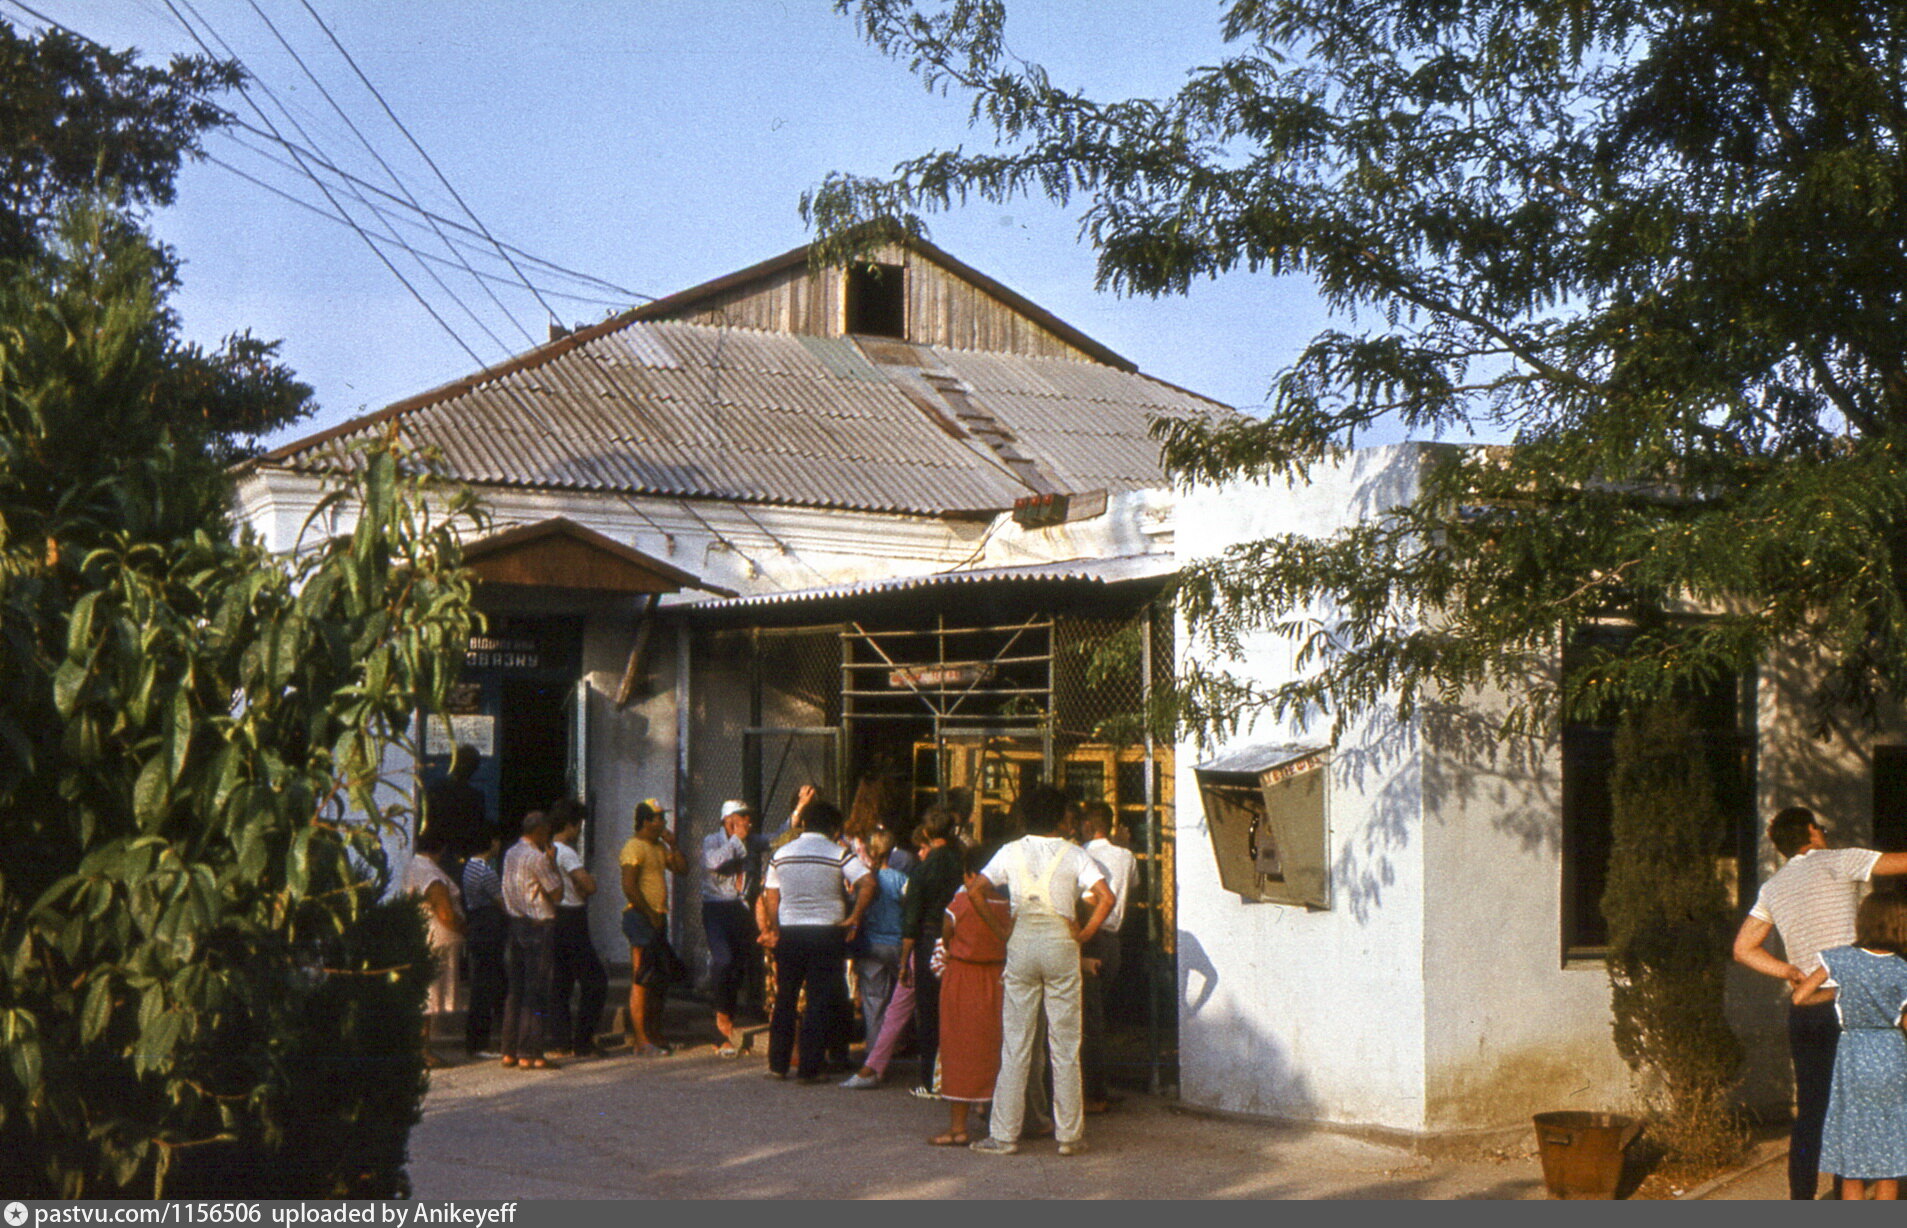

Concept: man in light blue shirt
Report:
left=702, top=799, right=764, bottom=1056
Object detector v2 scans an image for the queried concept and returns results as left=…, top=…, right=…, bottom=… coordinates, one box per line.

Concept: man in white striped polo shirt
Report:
left=1734, top=807, right=1907, bottom=1198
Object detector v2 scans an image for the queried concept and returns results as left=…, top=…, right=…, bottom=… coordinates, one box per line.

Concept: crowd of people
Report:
left=405, top=744, right=1138, bottom=1157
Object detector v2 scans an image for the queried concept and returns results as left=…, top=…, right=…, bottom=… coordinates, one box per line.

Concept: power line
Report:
left=3, top=0, right=656, bottom=342
left=175, top=0, right=519, bottom=356
left=158, top=0, right=490, bottom=368
left=237, top=0, right=538, bottom=348
left=204, top=150, right=635, bottom=308
left=293, top=0, right=567, bottom=330
left=215, top=120, right=650, bottom=299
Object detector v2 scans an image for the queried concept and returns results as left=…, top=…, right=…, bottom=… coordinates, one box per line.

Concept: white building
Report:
left=239, top=237, right=1872, bottom=1139
left=1174, top=443, right=1899, bottom=1138
left=236, top=236, right=1197, bottom=1069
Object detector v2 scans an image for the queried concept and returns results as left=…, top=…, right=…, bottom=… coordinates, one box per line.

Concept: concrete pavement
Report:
left=406, top=1039, right=1552, bottom=1200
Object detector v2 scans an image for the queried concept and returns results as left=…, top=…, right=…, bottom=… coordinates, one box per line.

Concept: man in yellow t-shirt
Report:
left=619, top=799, right=685, bottom=1056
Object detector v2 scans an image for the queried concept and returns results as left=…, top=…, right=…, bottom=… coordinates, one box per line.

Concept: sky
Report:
left=15, top=1, right=1337, bottom=450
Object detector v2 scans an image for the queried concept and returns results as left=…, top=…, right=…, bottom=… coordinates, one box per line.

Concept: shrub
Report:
left=0, top=212, right=478, bottom=1196
left=1602, top=702, right=1747, bottom=1167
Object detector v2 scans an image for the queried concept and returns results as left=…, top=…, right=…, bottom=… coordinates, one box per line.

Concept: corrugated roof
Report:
left=684, top=553, right=1179, bottom=611
left=257, top=311, right=1227, bottom=519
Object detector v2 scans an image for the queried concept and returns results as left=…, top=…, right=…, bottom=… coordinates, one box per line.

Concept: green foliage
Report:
left=0, top=211, right=479, bottom=1196
left=0, top=18, right=239, bottom=264
left=0, top=20, right=310, bottom=456
left=814, top=0, right=1907, bottom=736
left=1603, top=703, right=1746, bottom=1166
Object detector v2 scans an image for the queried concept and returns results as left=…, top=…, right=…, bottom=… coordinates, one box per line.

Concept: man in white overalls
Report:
left=970, top=785, right=1114, bottom=1156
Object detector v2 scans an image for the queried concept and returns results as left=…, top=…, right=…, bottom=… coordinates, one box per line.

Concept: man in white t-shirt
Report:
left=1734, top=806, right=1907, bottom=1198
left=970, top=785, right=1113, bottom=1157
left=548, top=799, right=606, bottom=1057
left=1079, top=801, right=1137, bottom=1113
left=760, top=796, right=873, bottom=1082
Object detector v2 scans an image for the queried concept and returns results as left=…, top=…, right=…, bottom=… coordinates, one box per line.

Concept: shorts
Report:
left=622, top=907, right=660, bottom=948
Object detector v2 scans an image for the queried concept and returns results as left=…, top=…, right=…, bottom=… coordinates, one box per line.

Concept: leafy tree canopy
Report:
left=0, top=18, right=311, bottom=457
left=0, top=208, right=479, bottom=1197
left=0, top=17, right=237, bottom=263
left=809, top=0, right=1907, bottom=737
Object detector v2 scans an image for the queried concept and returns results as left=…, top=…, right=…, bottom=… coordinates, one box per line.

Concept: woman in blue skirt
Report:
left=1793, top=888, right=1907, bottom=1201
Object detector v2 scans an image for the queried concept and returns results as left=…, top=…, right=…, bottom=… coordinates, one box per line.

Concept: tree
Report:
left=0, top=209, right=481, bottom=1196
left=0, top=17, right=237, bottom=263
left=808, top=0, right=1907, bottom=737
left=0, top=17, right=311, bottom=456
left=1603, top=703, right=1745, bottom=1165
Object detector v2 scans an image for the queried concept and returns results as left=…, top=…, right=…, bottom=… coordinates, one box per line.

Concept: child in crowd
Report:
left=930, top=846, right=1013, bottom=1146
left=854, top=829, right=908, bottom=1056
left=1793, top=887, right=1907, bottom=1200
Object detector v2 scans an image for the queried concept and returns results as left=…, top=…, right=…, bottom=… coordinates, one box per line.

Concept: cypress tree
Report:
left=1602, top=702, right=1745, bottom=1166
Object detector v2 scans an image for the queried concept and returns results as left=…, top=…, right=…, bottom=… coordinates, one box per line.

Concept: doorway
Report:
left=497, top=678, right=572, bottom=833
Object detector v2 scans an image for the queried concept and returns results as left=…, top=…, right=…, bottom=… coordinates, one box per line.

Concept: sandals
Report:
left=716, top=1042, right=740, bottom=1058
left=929, top=1131, right=970, bottom=1146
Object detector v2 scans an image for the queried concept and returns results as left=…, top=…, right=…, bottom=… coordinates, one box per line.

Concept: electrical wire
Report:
left=215, top=125, right=648, bottom=301
left=293, top=0, right=567, bottom=330
left=157, top=0, right=492, bottom=367
left=172, top=0, right=518, bottom=357
left=203, top=150, right=634, bottom=308
left=3, top=0, right=657, bottom=357
left=239, top=0, right=538, bottom=347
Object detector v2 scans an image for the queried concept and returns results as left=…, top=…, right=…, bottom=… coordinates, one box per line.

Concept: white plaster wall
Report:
left=578, top=611, right=679, bottom=967
left=233, top=470, right=1173, bottom=604
left=1175, top=446, right=1431, bottom=1132
left=1419, top=688, right=1639, bottom=1130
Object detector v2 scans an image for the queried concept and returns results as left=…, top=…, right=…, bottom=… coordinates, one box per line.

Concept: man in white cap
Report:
left=702, top=799, right=765, bottom=1055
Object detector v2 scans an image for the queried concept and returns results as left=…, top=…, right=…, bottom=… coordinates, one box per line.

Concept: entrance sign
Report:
left=466, top=634, right=541, bottom=671
left=887, top=663, right=994, bottom=689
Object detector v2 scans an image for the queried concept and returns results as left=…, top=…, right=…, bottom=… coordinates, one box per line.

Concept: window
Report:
left=1560, top=625, right=1755, bottom=959
left=1194, top=743, right=1330, bottom=909
left=845, top=262, right=906, bottom=337
left=1874, top=746, right=1907, bottom=851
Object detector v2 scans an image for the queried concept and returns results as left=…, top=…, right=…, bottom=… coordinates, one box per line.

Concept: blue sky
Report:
left=21, top=1, right=1334, bottom=447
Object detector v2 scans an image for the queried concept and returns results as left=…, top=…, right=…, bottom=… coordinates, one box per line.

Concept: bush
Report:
left=0, top=212, right=478, bottom=1196
left=1602, top=702, right=1747, bottom=1167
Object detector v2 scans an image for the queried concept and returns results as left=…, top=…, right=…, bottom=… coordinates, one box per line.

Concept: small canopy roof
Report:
left=463, top=517, right=735, bottom=596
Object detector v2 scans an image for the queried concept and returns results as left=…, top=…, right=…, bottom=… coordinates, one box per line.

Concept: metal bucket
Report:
left=1532, top=1112, right=1641, bottom=1199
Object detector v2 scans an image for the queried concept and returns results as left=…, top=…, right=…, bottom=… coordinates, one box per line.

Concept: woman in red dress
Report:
left=931, top=847, right=1014, bottom=1146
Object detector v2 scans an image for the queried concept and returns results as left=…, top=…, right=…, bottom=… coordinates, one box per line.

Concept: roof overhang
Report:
left=465, top=517, right=736, bottom=597
left=680, top=553, right=1175, bottom=617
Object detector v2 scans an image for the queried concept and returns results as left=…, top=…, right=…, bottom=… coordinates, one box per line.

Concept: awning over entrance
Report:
left=680, top=552, right=1175, bottom=614
left=463, top=517, right=735, bottom=596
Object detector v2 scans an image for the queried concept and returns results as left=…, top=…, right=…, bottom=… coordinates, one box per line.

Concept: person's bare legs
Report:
left=1876, top=1179, right=1898, bottom=1200
left=627, top=947, right=651, bottom=1050
left=644, top=982, right=664, bottom=1040
left=715, top=1010, right=736, bottom=1048
left=1843, top=1178, right=1867, bottom=1201
left=934, top=1101, right=974, bottom=1144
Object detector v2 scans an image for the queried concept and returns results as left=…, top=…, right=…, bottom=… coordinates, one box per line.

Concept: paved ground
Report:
left=407, top=1014, right=1553, bottom=1200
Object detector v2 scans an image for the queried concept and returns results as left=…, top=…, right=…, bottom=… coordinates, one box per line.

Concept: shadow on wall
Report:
left=1323, top=708, right=1419, bottom=924
left=1177, top=926, right=1320, bottom=1121
left=1421, top=697, right=1563, bottom=858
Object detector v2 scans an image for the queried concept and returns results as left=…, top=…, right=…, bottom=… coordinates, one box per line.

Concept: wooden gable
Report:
left=463, top=518, right=733, bottom=596
left=629, top=236, right=1135, bottom=369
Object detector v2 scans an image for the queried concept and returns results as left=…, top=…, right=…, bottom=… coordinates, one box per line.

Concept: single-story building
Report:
left=1174, top=442, right=1905, bottom=1137
left=237, top=234, right=1201, bottom=1072
left=238, top=236, right=1876, bottom=1138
